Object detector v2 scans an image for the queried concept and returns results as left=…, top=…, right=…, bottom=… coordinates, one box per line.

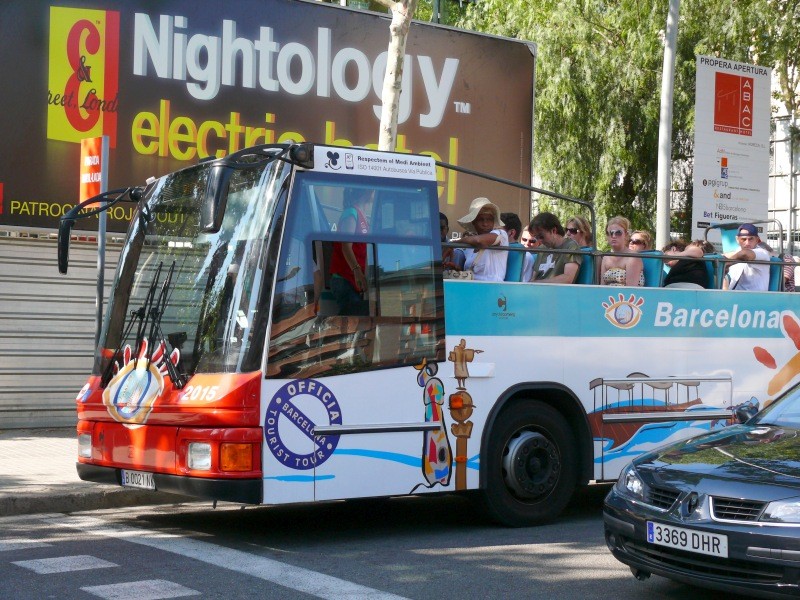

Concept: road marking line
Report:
left=0, top=539, right=52, bottom=552
left=82, top=579, right=200, bottom=600
left=44, top=515, right=409, bottom=600
left=12, top=554, right=117, bottom=574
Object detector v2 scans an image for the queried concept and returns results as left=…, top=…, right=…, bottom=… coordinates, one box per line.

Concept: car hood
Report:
left=636, top=424, right=800, bottom=490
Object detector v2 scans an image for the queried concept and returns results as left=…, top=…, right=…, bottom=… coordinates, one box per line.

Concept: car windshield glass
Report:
left=753, top=382, right=800, bottom=428
left=95, top=158, right=288, bottom=379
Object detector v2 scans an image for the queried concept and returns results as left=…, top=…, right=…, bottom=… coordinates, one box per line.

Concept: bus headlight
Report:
left=188, top=442, right=212, bottom=470
left=78, top=433, right=92, bottom=459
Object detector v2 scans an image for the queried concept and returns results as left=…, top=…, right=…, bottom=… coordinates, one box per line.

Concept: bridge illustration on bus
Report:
left=57, top=142, right=800, bottom=526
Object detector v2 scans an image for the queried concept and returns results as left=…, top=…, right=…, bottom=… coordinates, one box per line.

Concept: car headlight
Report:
left=615, top=463, right=645, bottom=501
left=762, top=498, right=800, bottom=524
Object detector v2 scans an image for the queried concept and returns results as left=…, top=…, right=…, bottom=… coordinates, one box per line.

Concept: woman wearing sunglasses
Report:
left=600, top=216, right=644, bottom=286
left=564, top=216, right=593, bottom=248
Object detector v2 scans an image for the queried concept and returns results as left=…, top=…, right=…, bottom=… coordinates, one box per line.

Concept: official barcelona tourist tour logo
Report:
left=602, top=293, right=645, bottom=329
left=264, top=379, right=342, bottom=470
left=47, top=7, right=120, bottom=146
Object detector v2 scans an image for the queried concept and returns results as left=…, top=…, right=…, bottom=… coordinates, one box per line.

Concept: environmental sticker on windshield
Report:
left=313, top=145, right=437, bottom=181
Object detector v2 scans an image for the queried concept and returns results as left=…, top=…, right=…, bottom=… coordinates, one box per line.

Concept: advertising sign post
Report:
left=692, top=56, right=772, bottom=246
left=79, top=135, right=109, bottom=345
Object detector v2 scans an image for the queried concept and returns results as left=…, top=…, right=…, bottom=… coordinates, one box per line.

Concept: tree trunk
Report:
left=375, top=0, right=419, bottom=151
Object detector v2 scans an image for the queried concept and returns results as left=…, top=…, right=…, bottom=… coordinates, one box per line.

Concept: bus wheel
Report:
left=481, top=401, right=577, bottom=526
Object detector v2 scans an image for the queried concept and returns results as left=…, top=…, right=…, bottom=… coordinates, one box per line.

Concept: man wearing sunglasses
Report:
left=722, top=223, right=770, bottom=291
left=528, top=212, right=582, bottom=284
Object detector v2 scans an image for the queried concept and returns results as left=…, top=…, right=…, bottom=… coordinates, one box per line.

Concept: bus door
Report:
left=590, top=374, right=733, bottom=480
left=262, top=169, right=448, bottom=503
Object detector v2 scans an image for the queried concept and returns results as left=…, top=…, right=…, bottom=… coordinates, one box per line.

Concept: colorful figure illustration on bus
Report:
left=447, top=340, right=481, bottom=490
left=103, top=338, right=180, bottom=424
left=754, top=313, right=800, bottom=399
left=449, top=338, right=483, bottom=390
left=413, top=358, right=452, bottom=490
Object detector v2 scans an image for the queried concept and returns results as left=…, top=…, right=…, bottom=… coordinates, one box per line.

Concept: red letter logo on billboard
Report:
left=47, top=7, right=120, bottom=146
left=713, top=72, right=753, bottom=137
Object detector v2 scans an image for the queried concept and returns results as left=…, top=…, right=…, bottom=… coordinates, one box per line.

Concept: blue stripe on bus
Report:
left=444, top=281, right=796, bottom=338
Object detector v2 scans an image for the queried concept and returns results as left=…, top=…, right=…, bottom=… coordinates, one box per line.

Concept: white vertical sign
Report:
left=691, top=56, right=771, bottom=243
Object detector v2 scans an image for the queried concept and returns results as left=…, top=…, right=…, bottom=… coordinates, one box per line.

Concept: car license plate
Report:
left=647, top=521, right=727, bottom=558
left=120, top=469, right=155, bottom=491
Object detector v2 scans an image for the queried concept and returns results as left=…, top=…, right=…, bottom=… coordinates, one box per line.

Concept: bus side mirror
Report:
left=201, top=164, right=233, bottom=233
left=58, top=217, right=75, bottom=274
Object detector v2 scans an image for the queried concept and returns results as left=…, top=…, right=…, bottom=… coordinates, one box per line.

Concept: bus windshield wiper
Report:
left=100, top=261, right=186, bottom=389
left=144, top=260, right=186, bottom=389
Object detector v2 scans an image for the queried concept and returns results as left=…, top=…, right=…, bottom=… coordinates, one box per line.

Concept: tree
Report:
left=458, top=0, right=799, bottom=240
left=374, top=0, right=420, bottom=150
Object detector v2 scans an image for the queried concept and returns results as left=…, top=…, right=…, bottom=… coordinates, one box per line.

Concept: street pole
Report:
left=655, top=0, right=679, bottom=250
left=96, top=136, right=109, bottom=348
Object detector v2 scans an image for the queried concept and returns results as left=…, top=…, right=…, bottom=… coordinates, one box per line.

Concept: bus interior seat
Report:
left=769, top=256, right=783, bottom=291
left=703, top=253, right=724, bottom=289
left=504, top=245, right=524, bottom=282
left=640, top=250, right=664, bottom=287
left=575, top=248, right=594, bottom=284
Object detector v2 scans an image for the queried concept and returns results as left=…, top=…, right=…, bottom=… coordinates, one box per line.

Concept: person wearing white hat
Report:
left=456, top=197, right=508, bottom=281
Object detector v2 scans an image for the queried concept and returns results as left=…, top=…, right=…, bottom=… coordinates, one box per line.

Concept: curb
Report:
left=0, top=486, right=187, bottom=517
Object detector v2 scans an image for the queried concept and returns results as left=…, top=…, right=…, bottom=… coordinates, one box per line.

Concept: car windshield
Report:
left=753, top=382, right=800, bottom=428
left=95, top=158, right=289, bottom=380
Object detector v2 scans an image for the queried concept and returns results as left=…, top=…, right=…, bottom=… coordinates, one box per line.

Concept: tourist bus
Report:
left=58, top=143, right=800, bottom=526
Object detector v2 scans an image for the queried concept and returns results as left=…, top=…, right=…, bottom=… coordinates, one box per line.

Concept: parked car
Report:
left=604, top=383, right=800, bottom=598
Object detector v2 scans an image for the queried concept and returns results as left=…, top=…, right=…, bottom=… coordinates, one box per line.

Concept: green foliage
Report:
left=458, top=0, right=798, bottom=239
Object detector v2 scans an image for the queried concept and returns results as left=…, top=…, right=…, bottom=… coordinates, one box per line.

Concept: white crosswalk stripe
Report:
left=81, top=579, right=200, bottom=600
left=0, top=539, right=52, bottom=552
left=45, top=514, right=410, bottom=600
left=12, top=554, right=117, bottom=574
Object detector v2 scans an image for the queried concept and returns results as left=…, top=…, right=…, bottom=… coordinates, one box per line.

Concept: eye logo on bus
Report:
left=602, top=293, right=645, bottom=329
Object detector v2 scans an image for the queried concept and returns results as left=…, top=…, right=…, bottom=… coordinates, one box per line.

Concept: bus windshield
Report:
left=95, top=158, right=290, bottom=381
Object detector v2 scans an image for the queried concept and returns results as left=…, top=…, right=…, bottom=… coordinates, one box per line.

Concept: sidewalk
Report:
left=0, top=428, right=185, bottom=517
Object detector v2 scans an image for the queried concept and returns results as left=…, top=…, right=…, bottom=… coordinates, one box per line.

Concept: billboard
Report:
left=691, top=55, right=772, bottom=242
left=0, top=0, right=536, bottom=232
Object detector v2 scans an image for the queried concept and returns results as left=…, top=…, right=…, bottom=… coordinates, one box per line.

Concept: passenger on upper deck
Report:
left=722, top=224, right=770, bottom=291
left=501, top=212, right=526, bottom=282
left=456, top=197, right=509, bottom=281
left=519, top=226, right=540, bottom=282
left=600, top=216, right=644, bottom=287
left=565, top=216, right=593, bottom=248
left=528, top=212, right=582, bottom=284
left=662, top=239, right=714, bottom=289
left=628, top=230, right=653, bottom=252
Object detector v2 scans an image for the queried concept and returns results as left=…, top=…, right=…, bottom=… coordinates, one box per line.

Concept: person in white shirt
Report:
left=722, top=223, right=770, bottom=291
left=456, top=197, right=508, bottom=282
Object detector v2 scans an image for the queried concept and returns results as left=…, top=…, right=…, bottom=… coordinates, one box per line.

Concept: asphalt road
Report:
left=0, top=484, right=751, bottom=599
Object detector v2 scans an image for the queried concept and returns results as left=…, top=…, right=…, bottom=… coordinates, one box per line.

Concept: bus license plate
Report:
left=647, top=522, right=727, bottom=558
left=121, top=469, right=155, bottom=491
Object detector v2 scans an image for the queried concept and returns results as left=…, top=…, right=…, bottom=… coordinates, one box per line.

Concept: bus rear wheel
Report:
left=481, top=401, right=577, bottom=526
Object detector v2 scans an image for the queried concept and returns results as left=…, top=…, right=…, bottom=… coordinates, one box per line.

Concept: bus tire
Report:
left=480, top=400, right=577, bottom=526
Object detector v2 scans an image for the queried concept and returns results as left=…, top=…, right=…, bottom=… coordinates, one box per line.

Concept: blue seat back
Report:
left=640, top=250, right=664, bottom=287
left=504, top=243, right=524, bottom=282
left=703, top=253, right=724, bottom=289
left=575, top=247, right=594, bottom=284
left=769, top=256, right=782, bottom=291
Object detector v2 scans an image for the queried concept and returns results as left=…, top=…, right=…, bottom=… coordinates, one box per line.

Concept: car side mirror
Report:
left=735, top=404, right=759, bottom=424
